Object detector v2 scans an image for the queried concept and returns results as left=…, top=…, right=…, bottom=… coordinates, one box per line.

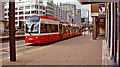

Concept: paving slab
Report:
left=2, top=34, right=102, bottom=65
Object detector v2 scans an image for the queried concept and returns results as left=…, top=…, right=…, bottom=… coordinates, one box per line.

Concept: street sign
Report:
left=91, top=4, right=99, bottom=17
left=99, top=4, right=106, bottom=18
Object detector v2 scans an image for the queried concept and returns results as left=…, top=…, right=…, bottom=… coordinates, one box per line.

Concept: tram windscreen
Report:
left=26, top=16, right=40, bottom=33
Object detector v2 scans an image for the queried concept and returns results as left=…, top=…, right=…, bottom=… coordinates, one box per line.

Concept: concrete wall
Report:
left=99, top=23, right=105, bottom=35
left=0, top=2, right=4, bottom=20
left=0, top=22, right=4, bottom=34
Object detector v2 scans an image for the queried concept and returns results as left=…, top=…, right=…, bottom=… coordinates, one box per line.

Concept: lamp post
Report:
left=9, top=0, right=16, bottom=61
left=88, top=10, right=89, bottom=26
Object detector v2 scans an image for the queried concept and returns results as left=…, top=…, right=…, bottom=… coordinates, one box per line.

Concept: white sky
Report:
left=14, top=0, right=92, bottom=22
left=53, top=0, right=92, bottom=22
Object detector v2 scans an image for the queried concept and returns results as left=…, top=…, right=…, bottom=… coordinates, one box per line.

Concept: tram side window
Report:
left=51, top=24, right=55, bottom=33
left=51, top=24, right=58, bottom=33
left=54, top=25, right=58, bottom=32
left=70, top=27, right=73, bottom=33
left=26, top=24, right=29, bottom=33
left=66, top=26, right=68, bottom=33
left=76, top=27, right=79, bottom=33
left=73, top=27, right=76, bottom=33
left=40, top=24, right=47, bottom=33
left=63, top=25, right=66, bottom=33
left=47, top=24, right=51, bottom=33
left=68, top=27, right=70, bottom=33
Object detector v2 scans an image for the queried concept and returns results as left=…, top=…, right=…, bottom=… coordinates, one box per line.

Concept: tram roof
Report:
left=28, top=15, right=60, bottom=21
left=40, top=15, right=60, bottom=21
left=60, top=21, right=70, bottom=24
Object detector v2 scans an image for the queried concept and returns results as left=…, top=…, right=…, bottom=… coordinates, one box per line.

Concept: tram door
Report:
left=68, top=25, right=71, bottom=37
left=59, top=24, right=63, bottom=40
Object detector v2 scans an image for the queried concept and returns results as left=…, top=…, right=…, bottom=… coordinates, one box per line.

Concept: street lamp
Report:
left=9, top=0, right=16, bottom=61
left=88, top=10, right=89, bottom=26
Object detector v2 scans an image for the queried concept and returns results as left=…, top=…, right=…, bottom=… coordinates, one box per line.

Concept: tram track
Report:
left=0, top=42, right=53, bottom=61
left=0, top=35, right=82, bottom=61
left=0, top=43, right=35, bottom=61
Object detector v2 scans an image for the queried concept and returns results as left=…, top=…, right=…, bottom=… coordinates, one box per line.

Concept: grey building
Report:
left=43, top=0, right=54, bottom=17
left=0, top=1, right=4, bottom=20
left=54, top=4, right=67, bottom=21
left=76, top=9, right=81, bottom=23
left=0, top=1, right=5, bottom=34
left=60, top=3, right=77, bottom=22
left=4, top=0, right=46, bottom=29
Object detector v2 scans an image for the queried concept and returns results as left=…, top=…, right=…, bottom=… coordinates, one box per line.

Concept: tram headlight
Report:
left=26, top=37, right=28, bottom=39
left=36, top=37, right=39, bottom=39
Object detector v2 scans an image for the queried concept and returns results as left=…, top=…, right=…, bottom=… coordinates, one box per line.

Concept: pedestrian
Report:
left=83, top=27, right=86, bottom=36
left=90, top=27, right=93, bottom=34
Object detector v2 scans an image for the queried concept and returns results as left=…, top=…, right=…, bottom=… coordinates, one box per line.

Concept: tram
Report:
left=25, top=15, right=83, bottom=43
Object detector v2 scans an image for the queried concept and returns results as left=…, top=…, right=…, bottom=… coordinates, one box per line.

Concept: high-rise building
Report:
left=4, top=0, right=46, bottom=29
left=43, top=0, right=54, bottom=17
left=0, top=1, right=5, bottom=34
left=76, top=9, right=81, bottom=23
left=60, top=3, right=77, bottom=22
left=54, top=4, right=67, bottom=21
left=0, top=1, right=4, bottom=20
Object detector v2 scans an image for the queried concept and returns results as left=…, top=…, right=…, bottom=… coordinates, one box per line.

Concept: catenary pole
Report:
left=9, top=0, right=16, bottom=61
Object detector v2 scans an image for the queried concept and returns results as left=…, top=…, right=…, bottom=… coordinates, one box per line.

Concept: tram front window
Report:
left=26, top=16, right=40, bottom=33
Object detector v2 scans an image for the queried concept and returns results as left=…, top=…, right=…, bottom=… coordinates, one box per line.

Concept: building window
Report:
left=43, top=7, right=45, bottom=10
left=40, top=6, right=43, bottom=9
left=19, top=12, right=23, bottom=15
left=5, top=9, right=7, bottom=11
left=19, top=7, right=24, bottom=10
left=43, top=12, right=45, bottom=15
left=15, top=17, right=18, bottom=20
left=5, top=18, right=7, bottom=20
left=15, top=8, right=17, bottom=10
left=19, top=17, right=23, bottom=20
left=5, top=13, right=7, bottom=16
left=36, top=5, right=38, bottom=9
left=39, top=1, right=43, bottom=4
left=31, top=5, right=35, bottom=9
left=25, top=6, right=30, bottom=9
left=31, top=11, right=36, bottom=14
left=25, top=11, right=30, bottom=14
left=15, top=12, right=18, bottom=15
left=25, top=16, right=27, bottom=19
left=15, top=22, right=18, bottom=25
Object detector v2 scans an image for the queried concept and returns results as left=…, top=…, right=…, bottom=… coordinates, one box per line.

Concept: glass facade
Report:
left=19, top=7, right=24, bottom=10
left=25, top=6, right=30, bottom=9
left=31, top=5, right=35, bottom=9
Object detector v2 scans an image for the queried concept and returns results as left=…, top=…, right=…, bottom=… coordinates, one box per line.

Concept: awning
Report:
left=77, top=0, right=119, bottom=5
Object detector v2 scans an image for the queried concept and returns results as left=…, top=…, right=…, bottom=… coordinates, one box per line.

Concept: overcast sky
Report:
left=53, top=0, right=92, bottom=22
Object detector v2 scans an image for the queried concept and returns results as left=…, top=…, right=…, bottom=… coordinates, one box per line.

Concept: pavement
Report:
left=0, top=40, right=25, bottom=49
left=0, top=35, right=25, bottom=43
left=102, top=40, right=113, bottom=65
left=1, top=31, right=114, bottom=66
left=0, top=35, right=25, bottom=39
left=2, top=33, right=104, bottom=65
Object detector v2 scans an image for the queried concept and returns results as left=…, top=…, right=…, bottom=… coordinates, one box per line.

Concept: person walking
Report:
left=90, top=27, right=93, bottom=34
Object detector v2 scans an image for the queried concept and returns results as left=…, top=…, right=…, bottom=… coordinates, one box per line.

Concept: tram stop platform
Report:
left=2, top=31, right=113, bottom=66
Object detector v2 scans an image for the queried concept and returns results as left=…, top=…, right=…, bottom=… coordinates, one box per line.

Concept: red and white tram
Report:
left=25, top=15, right=82, bottom=43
